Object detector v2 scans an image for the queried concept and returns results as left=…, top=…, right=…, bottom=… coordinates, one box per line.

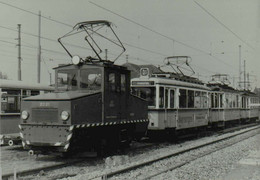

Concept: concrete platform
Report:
left=222, top=136, right=260, bottom=180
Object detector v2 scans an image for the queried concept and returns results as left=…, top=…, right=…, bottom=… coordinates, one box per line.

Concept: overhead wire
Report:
left=89, top=1, right=234, bottom=68
left=194, top=0, right=255, bottom=50
left=0, top=0, right=235, bottom=78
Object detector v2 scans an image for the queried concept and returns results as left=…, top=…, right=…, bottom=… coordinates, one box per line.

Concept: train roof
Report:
left=0, top=79, right=54, bottom=91
left=132, top=76, right=210, bottom=91
left=207, top=83, right=239, bottom=93
left=54, top=62, right=128, bottom=71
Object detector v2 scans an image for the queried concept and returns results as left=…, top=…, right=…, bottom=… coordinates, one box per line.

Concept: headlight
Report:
left=21, top=111, right=29, bottom=120
left=72, top=55, right=81, bottom=65
left=61, top=111, right=70, bottom=121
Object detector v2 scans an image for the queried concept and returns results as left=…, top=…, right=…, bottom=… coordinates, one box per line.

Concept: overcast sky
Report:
left=0, top=0, right=259, bottom=89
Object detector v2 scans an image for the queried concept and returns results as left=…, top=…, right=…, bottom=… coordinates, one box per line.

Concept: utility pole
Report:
left=37, top=11, right=41, bottom=83
left=247, top=73, right=250, bottom=90
left=17, top=24, right=21, bottom=81
left=244, top=60, right=246, bottom=90
left=238, top=45, right=241, bottom=89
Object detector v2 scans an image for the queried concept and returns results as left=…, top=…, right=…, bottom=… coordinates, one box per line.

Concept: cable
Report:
left=194, top=0, right=255, bottom=50
left=0, top=1, right=72, bottom=28
left=0, top=24, right=167, bottom=58
left=89, top=1, right=234, bottom=68
left=89, top=1, right=209, bottom=55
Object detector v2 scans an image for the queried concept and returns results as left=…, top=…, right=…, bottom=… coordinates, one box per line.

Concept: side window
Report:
left=188, top=90, right=194, bottom=108
left=214, top=93, right=219, bottom=108
left=121, top=74, right=126, bottom=92
left=211, top=93, right=214, bottom=108
left=108, top=73, right=115, bottom=92
left=1, top=90, right=21, bottom=113
left=194, top=91, right=201, bottom=108
left=165, top=89, right=169, bottom=108
left=220, top=94, right=223, bottom=108
left=159, top=87, right=164, bottom=108
left=203, top=92, right=208, bottom=108
left=31, top=90, right=40, bottom=96
left=170, top=90, right=175, bottom=108
left=179, top=89, right=187, bottom=108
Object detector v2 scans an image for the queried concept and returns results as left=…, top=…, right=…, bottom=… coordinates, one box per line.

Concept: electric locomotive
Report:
left=19, top=21, right=148, bottom=155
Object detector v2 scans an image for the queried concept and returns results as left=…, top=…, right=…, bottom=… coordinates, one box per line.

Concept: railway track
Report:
left=1, top=141, right=158, bottom=180
left=1, top=124, right=259, bottom=180
left=88, top=124, right=260, bottom=180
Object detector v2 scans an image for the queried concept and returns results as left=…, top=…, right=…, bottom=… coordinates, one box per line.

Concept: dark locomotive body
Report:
left=20, top=62, right=148, bottom=153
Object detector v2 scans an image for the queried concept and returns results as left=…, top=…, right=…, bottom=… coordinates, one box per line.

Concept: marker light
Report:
left=61, top=111, right=70, bottom=121
left=21, top=111, right=29, bottom=120
left=140, top=68, right=149, bottom=77
left=72, top=56, right=81, bottom=65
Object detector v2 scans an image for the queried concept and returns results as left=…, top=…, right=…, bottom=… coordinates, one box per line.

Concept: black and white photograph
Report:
left=0, top=0, right=260, bottom=179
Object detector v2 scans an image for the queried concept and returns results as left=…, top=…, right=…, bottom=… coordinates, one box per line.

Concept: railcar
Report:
left=131, top=61, right=260, bottom=139
left=19, top=21, right=148, bottom=155
left=0, top=79, right=54, bottom=146
left=131, top=65, right=210, bottom=138
left=0, top=79, right=53, bottom=146
left=208, top=75, right=241, bottom=127
left=241, top=91, right=259, bottom=123
left=208, top=74, right=259, bottom=126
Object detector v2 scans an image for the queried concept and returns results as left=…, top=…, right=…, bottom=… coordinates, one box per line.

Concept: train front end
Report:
left=20, top=93, right=74, bottom=153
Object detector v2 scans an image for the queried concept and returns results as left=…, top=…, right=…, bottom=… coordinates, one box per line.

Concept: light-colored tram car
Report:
left=131, top=68, right=210, bottom=138
left=208, top=84, right=242, bottom=127
left=0, top=79, right=53, bottom=145
left=241, top=91, right=259, bottom=123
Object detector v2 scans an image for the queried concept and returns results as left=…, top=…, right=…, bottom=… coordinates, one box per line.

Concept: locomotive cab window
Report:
left=121, top=74, right=126, bottom=92
left=80, top=68, right=102, bottom=91
left=57, top=69, right=78, bottom=91
left=108, top=73, right=116, bottom=92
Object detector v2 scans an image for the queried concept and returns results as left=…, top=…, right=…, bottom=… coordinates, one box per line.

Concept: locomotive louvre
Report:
left=131, top=56, right=260, bottom=138
left=19, top=21, right=148, bottom=155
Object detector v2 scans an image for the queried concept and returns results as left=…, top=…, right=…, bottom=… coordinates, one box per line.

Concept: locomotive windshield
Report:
left=57, top=68, right=102, bottom=91
left=57, top=69, right=78, bottom=91
left=132, top=87, right=156, bottom=107
left=80, top=68, right=102, bottom=90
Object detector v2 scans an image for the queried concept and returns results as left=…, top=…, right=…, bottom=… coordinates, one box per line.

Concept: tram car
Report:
left=208, top=74, right=241, bottom=128
left=131, top=56, right=211, bottom=138
left=240, top=91, right=259, bottom=123
left=0, top=79, right=53, bottom=146
left=19, top=21, right=148, bottom=155
left=131, top=57, right=260, bottom=139
left=208, top=74, right=259, bottom=127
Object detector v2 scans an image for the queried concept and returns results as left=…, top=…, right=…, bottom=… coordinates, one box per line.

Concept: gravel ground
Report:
left=153, top=133, right=260, bottom=180
left=5, top=126, right=259, bottom=180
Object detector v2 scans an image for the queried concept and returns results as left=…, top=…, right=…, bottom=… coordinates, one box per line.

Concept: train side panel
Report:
left=71, top=93, right=102, bottom=124
left=128, top=95, right=149, bottom=133
left=224, top=109, right=240, bottom=121
left=176, top=109, right=208, bottom=130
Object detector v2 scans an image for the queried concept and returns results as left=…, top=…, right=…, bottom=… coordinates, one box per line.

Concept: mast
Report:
left=37, top=11, right=41, bottom=83
left=17, top=24, right=21, bottom=81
